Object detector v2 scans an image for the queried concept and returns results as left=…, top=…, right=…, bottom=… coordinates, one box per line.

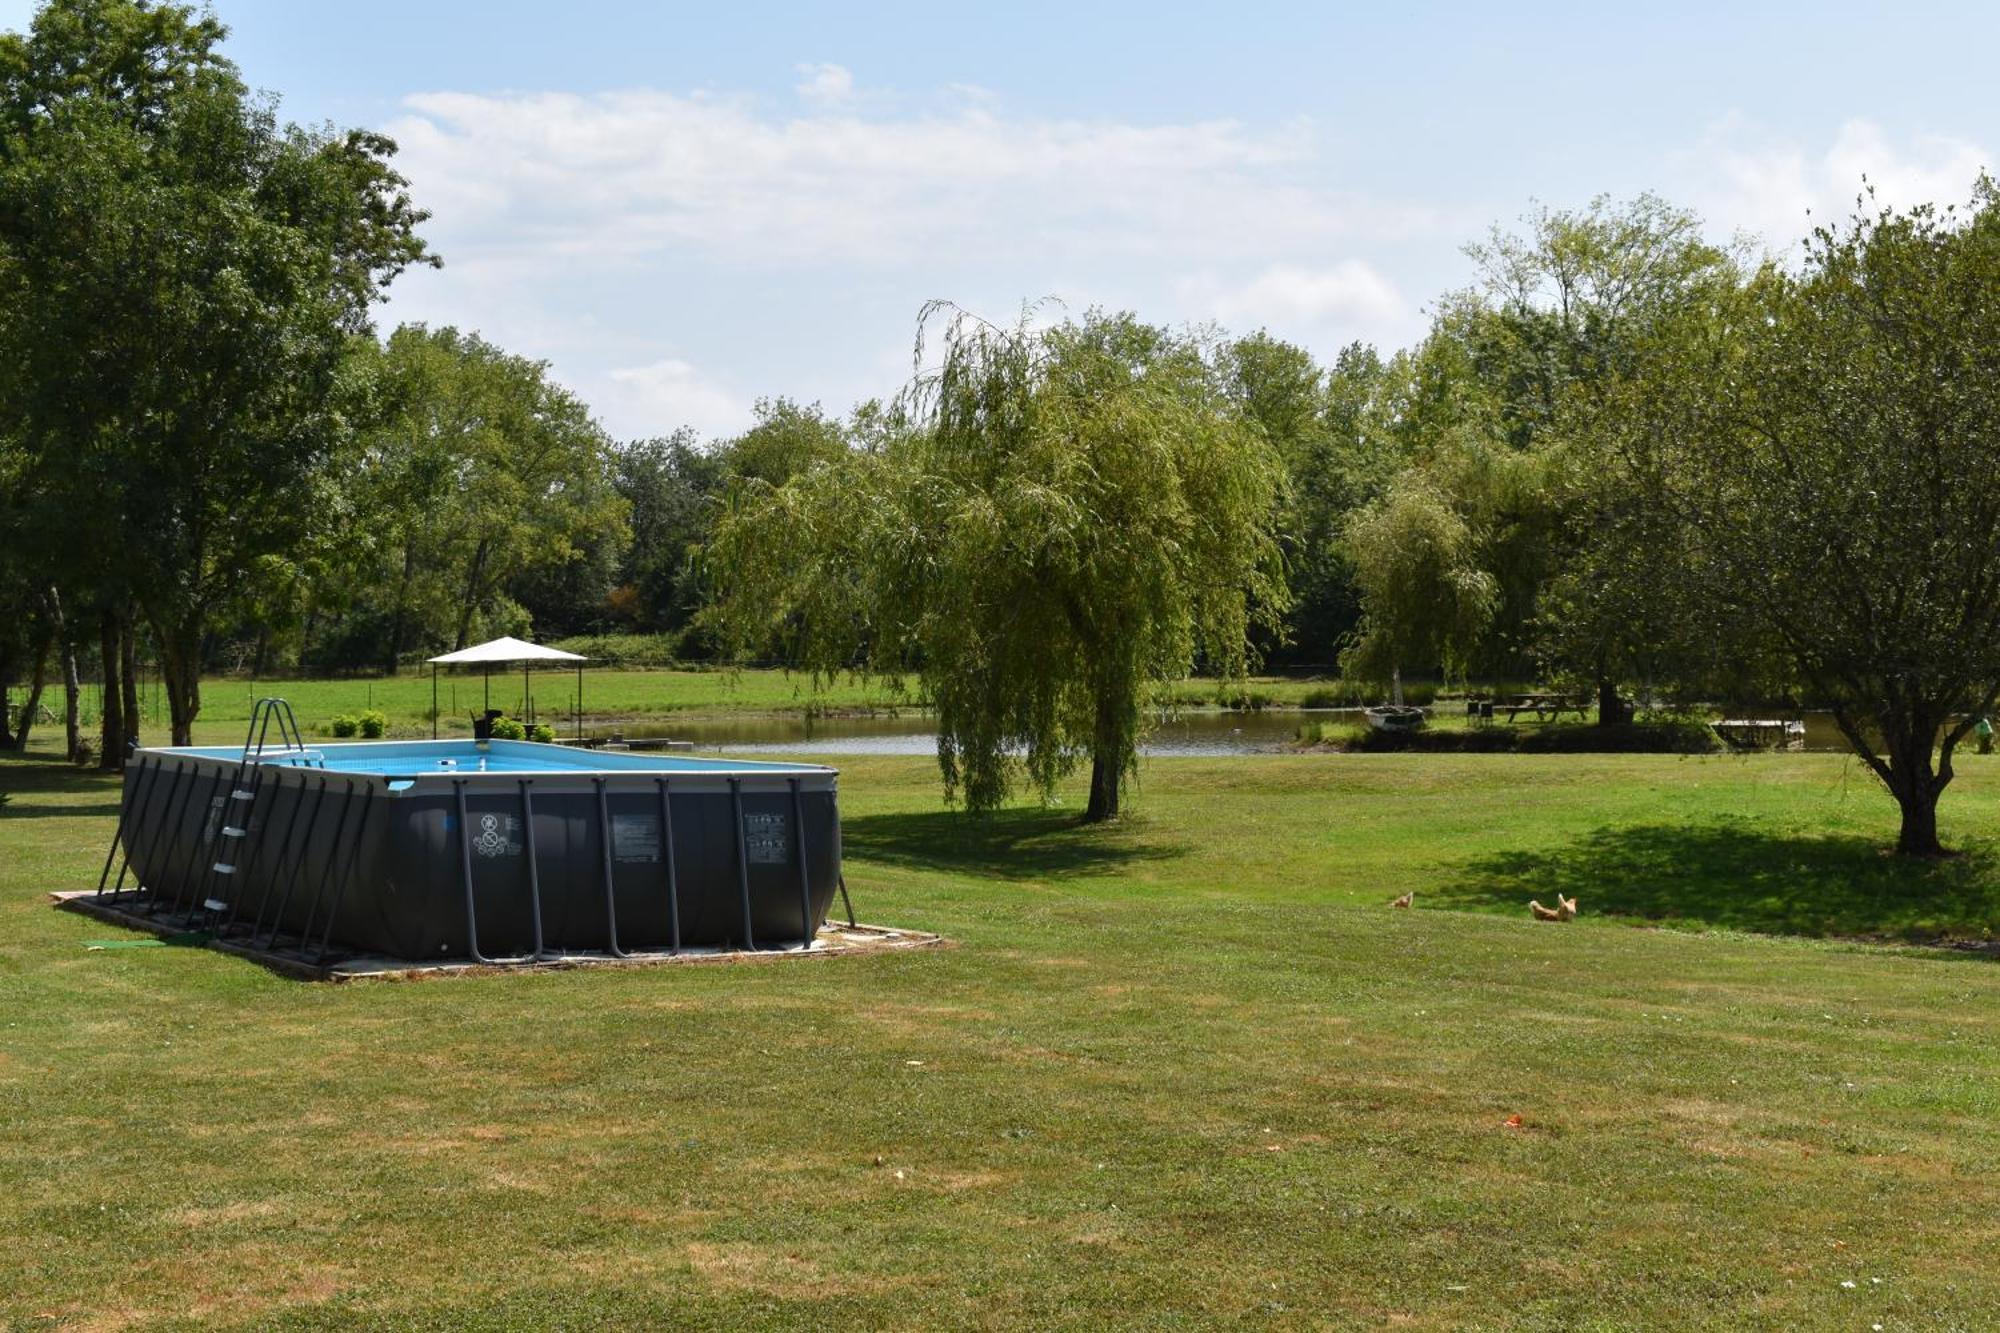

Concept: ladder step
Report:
left=222, top=826, right=246, bottom=838
left=231, top=790, right=256, bottom=802
left=203, top=898, right=228, bottom=913
left=211, top=863, right=235, bottom=875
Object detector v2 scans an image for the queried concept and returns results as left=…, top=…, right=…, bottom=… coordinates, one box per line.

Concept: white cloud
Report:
left=386, top=86, right=1437, bottom=273
left=794, top=61, right=854, bottom=106
left=376, top=70, right=1452, bottom=434
left=600, top=358, right=749, bottom=439
left=1182, top=260, right=1412, bottom=347
left=1683, top=116, right=1992, bottom=256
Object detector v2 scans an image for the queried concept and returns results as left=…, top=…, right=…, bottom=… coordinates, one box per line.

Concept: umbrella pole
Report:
left=431, top=665, right=438, bottom=740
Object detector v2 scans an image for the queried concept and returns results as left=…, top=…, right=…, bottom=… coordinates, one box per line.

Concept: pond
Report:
left=596, top=709, right=1324, bottom=756
left=590, top=709, right=1870, bottom=757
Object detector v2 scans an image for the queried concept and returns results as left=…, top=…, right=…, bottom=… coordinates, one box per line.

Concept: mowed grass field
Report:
left=4, top=745, right=2000, bottom=1328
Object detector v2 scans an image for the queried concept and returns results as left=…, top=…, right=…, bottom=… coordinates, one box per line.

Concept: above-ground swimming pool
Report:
left=100, top=729, right=842, bottom=967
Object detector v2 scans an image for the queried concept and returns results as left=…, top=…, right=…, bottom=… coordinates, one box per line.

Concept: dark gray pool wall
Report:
left=114, top=751, right=842, bottom=961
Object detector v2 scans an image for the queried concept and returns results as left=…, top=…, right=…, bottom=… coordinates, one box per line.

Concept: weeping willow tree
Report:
left=1339, top=469, right=1501, bottom=691
left=703, top=304, right=1289, bottom=820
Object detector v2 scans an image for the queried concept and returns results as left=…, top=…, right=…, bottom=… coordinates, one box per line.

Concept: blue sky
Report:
left=4, top=1, right=1996, bottom=438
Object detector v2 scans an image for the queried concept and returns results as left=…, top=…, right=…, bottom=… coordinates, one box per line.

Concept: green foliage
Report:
left=0, top=0, right=433, bottom=741
left=1623, top=180, right=2000, bottom=853
left=1314, top=718, right=1720, bottom=754
left=357, top=709, right=387, bottom=739
left=329, top=714, right=360, bottom=738
left=706, top=305, right=1289, bottom=818
left=330, top=325, right=628, bottom=667
left=526, top=722, right=554, bottom=744
left=719, top=398, right=851, bottom=491
left=547, top=633, right=681, bottom=667
left=1344, top=195, right=1743, bottom=691
left=1340, top=475, right=1498, bottom=682
left=488, top=715, right=526, bottom=741
left=609, top=429, right=725, bottom=638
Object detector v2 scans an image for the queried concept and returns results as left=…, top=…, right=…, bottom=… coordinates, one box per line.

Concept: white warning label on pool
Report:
left=744, top=812, right=790, bottom=864
left=469, top=812, right=522, bottom=858
left=612, top=814, right=661, bottom=863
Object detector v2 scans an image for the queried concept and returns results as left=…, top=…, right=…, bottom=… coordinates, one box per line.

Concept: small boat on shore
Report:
left=1712, top=719, right=1805, bottom=751
left=1365, top=705, right=1428, bottom=733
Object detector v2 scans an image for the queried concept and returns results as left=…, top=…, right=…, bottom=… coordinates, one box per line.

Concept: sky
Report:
left=3, top=1, right=1995, bottom=440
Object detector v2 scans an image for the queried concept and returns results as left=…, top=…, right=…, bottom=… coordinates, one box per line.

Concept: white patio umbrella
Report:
left=426, top=636, right=589, bottom=740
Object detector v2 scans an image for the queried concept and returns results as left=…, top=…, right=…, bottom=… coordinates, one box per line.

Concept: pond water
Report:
left=592, top=709, right=1868, bottom=757
left=601, top=709, right=1323, bottom=756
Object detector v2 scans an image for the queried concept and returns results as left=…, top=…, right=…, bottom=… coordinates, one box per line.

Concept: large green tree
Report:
left=1345, top=195, right=1739, bottom=707
left=335, top=325, right=628, bottom=666
left=1623, top=183, right=2000, bottom=855
left=0, top=0, right=432, bottom=742
left=705, top=306, right=1288, bottom=820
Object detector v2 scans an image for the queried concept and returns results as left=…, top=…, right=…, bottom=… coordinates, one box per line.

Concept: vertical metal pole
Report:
left=657, top=777, right=681, bottom=954
left=116, top=757, right=176, bottom=899
left=125, top=760, right=189, bottom=905
left=145, top=760, right=207, bottom=916
left=294, top=780, right=358, bottom=951
left=520, top=779, right=546, bottom=960
left=432, top=665, right=439, bottom=740
left=595, top=777, right=628, bottom=957
left=730, top=777, right=756, bottom=950
left=256, top=775, right=331, bottom=947
left=98, top=755, right=154, bottom=895
left=453, top=778, right=492, bottom=964
left=308, top=791, right=374, bottom=964
left=789, top=777, right=815, bottom=949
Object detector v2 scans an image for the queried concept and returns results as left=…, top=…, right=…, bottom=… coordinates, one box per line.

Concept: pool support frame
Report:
left=94, top=735, right=843, bottom=968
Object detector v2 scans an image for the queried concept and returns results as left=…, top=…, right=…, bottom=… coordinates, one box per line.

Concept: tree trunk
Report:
left=154, top=615, right=203, bottom=747
left=1885, top=719, right=1949, bottom=857
left=455, top=538, right=490, bottom=650
left=121, top=614, right=141, bottom=755
left=1895, top=788, right=1943, bottom=857
left=1597, top=673, right=1622, bottom=727
left=0, top=640, right=13, bottom=748
left=51, top=587, right=80, bottom=762
left=387, top=539, right=416, bottom=670
left=1083, top=685, right=1131, bottom=823
left=10, top=632, right=50, bottom=752
left=99, top=609, right=124, bottom=770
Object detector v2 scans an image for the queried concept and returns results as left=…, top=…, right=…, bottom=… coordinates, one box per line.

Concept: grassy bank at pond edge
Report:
left=4, top=746, right=1999, bottom=1327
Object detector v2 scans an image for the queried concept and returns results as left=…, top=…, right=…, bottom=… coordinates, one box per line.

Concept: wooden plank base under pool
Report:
left=51, top=889, right=947, bottom=982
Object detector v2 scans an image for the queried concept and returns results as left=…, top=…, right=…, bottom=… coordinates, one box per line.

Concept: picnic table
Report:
left=1502, top=692, right=1590, bottom=723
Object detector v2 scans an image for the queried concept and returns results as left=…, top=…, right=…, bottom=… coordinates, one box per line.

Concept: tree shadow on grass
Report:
left=0, top=755, right=122, bottom=819
left=842, top=806, right=1186, bottom=881
left=1429, top=818, right=2000, bottom=942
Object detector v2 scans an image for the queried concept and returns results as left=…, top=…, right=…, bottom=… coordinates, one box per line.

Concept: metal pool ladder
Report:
left=193, top=698, right=324, bottom=925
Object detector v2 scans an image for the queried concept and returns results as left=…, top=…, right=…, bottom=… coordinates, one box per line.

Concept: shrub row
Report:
left=1314, top=718, right=1721, bottom=755
left=328, top=709, right=388, bottom=738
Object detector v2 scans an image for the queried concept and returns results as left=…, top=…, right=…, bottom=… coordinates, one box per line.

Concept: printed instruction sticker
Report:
left=744, top=812, right=790, bottom=865
left=612, top=814, right=662, bottom=863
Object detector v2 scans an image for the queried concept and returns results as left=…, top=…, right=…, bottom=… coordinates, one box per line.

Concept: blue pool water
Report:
left=158, top=738, right=829, bottom=778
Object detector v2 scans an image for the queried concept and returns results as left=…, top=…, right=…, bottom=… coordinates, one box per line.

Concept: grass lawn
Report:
left=4, top=745, right=2000, bottom=1328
